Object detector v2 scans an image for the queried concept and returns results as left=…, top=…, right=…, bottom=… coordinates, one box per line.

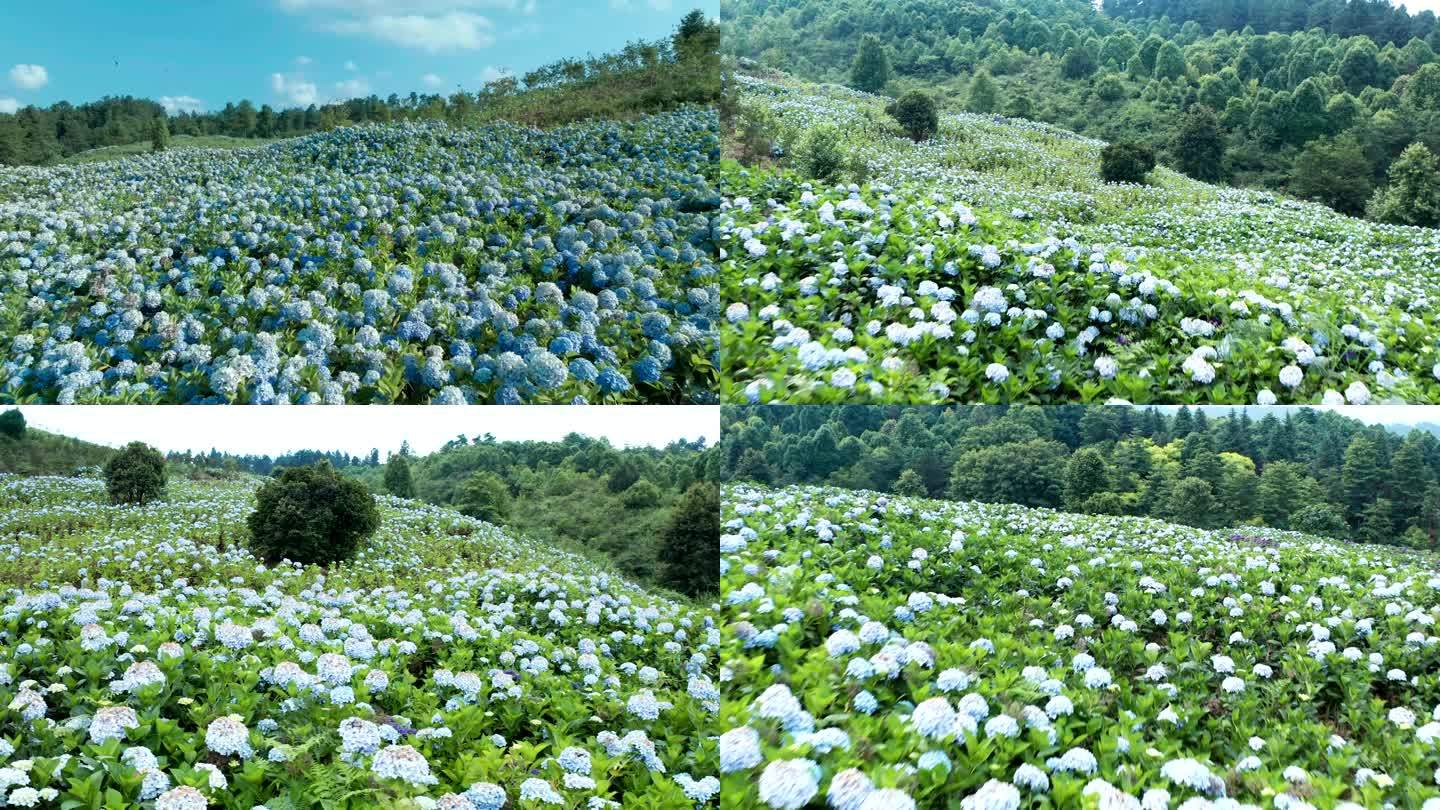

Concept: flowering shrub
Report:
left=0, top=473, right=718, bottom=807
left=0, top=111, right=720, bottom=404
left=721, top=482, right=1440, bottom=808
left=721, top=74, right=1440, bottom=404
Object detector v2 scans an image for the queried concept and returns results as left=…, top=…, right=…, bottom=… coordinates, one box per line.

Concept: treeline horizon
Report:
left=724, top=0, right=1440, bottom=224
left=0, top=9, right=719, bottom=166
left=722, top=405, right=1440, bottom=548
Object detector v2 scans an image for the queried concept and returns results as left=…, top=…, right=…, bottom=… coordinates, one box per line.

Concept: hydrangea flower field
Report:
left=720, top=483, right=1440, bottom=808
left=0, top=111, right=720, bottom=404
left=0, top=473, right=718, bottom=808
left=721, top=74, right=1440, bottom=405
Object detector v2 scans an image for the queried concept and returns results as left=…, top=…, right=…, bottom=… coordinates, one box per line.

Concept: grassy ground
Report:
left=59, top=135, right=280, bottom=164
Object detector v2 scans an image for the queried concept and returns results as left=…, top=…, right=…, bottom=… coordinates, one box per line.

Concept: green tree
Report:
left=1338, top=39, right=1382, bottom=94
left=1405, top=63, right=1440, bottom=110
left=1064, top=448, right=1110, bottom=510
left=1389, top=437, right=1431, bottom=528
left=1359, top=497, right=1395, bottom=543
left=0, top=409, right=23, bottom=440
left=104, top=442, right=168, bottom=506
left=384, top=453, right=415, bottom=498
left=1289, top=134, right=1374, bottom=216
left=887, top=90, right=940, bottom=141
left=1256, top=461, right=1302, bottom=527
left=1100, top=141, right=1156, bottom=183
left=150, top=116, right=169, bottom=153
left=735, top=448, right=772, bottom=484
left=967, top=69, right=998, bottom=113
left=893, top=468, right=928, bottom=497
left=1062, top=45, right=1098, bottom=79
left=1289, top=503, right=1349, bottom=538
left=948, top=440, right=1066, bottom=508
left=1154, top=41, right=1188, bottom=80
left=457, top=471, right=511, bottom=523
left=1341, top=434, right=1385, bottom=521
left=248, top=462, right=380, bottom=566
left=1171, top=104, right=1225, bottom=181
left=1367, top=142, right=1440, bottom=227
left=1167, top=476, right=1217, bottom=528
left=657, top=482, right=719, bottom=598
left=851, top=34, right=893, bottom=94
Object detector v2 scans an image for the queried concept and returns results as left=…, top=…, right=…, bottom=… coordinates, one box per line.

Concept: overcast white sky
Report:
left=1155, top=405, right=1440, bottom=426
left=1397, top=0, right=1440, bottom=13
left=14, top=406, right=719, bottom=457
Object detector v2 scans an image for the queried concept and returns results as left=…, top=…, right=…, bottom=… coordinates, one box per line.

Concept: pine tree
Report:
left=658, top=482, right=719, bottom=598
left=1064, top=448, right=1110, bottom=510
left=384, top=454, right=415, bottom=498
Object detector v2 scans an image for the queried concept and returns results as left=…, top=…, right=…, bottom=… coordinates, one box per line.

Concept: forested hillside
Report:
left=0, top=10, right=718, bottom=166
left=722, top=0, right=1440, bottom=220
left=722, top=405, right=1440, bottom=548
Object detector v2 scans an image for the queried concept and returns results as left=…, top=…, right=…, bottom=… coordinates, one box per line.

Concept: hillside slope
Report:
left=721, top=71, right=1440, bottom=404
left=720, top=483, right=1440, bottom=807
left=0, top=427, right=115, bottom=474
left=0, top=474, right=718, bottom=807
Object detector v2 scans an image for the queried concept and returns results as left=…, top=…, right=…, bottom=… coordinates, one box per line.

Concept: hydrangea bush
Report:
left=0, top=473, right=718, bottom=808
left=0, top=111, right=720, bottom=404
left=721, top=74, right=1440, bottom=405
left=721, top=483, right=1440, bottom=808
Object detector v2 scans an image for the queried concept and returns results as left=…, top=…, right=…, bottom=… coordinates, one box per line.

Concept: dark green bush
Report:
left=1100, top=140, right=1157, bottom=184
left=886, top=90, right=939, bottom=142
left=248, top=462, right=380, bottom=566
left=0, top=409, right=24, bottom=440
left=104, top=442, right=167, bottom=505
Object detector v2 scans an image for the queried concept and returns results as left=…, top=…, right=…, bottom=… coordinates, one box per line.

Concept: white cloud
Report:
left=15, top=405, right=718, bottom=457
left=159, top=95, right=205, bottom=114
left=272, top=73, right=320, bottom=105
left=295, top=55, right=313, bottom=66
left=334, top=77, right=371, bottom=98
left=0, top=97, right=17, bottom=114
left=344, top=60, right=359, bottom=71
left=327, top=12, right=496, bottom=51
left=421, top=72, right=445, bottom=88
left=9, top=64, right=48, bottom=90
left=479, top=65, right=511, bottom=83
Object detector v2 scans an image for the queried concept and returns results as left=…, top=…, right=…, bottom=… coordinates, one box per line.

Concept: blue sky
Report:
left=0, top=0, right=717, bottom=114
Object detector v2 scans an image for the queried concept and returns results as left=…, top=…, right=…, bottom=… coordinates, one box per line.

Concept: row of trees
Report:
left=1101, top=0, right=1438, bottom=44
left=722, top=406, right=1440, bottom=548
left=729, top=0, right=1440, bottom=224
left=0, top=10, right=719, bottom=166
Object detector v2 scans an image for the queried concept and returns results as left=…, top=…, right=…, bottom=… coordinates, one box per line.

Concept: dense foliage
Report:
left=1, top=109, right=720, bottom=404
left=0, top=12, right=719, bottom=167
left=0, top=407, right=23, bottom=439
left=248, top=462, right=381, bottom=566
left=1099, top=140, right=1156, bottom=183
left=721, top=0, right=1440, bottom=217
left=103, top=441, right=168, bottom=506
left=720, top=74, right=1440, bottom=404
left=0, top=473, right=718, bottom=808
left=659, top=481, right=721, bottom=598
left=0, top=426, right=115, bottom=476
left=723, top=405, right=1440, bottom=549
left=720, top=481, right=1440, bottom=808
